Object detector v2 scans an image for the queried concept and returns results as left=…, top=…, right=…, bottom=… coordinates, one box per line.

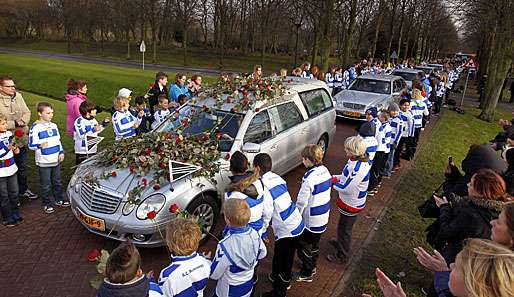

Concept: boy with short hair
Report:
left=152, top=95, right=171, bottom=130
left=28, top=102, right=68, bottom=214
left=294, top=144, right=332, bottom=282
left=357, top=121, right=378, bottom=162
left=112, top=96, right=143, bottom=140
left=130, top=96, right=151, bottom=134
left=0, top=114, right=21, bottom=226
left=210, top=198, right=267, bottom=297
left=150, top=218, right=211, bottom=297
left=73, top=101, right=110, bottom=165
left=255, top=153, right=304, bottom=297
left=97, top=241, right=152, bottom=297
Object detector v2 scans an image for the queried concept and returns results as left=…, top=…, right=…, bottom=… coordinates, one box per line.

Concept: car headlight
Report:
left=135, top=194, right=166, bottom=220
left=122, top=201, right=136, bottom=216
left=69, top=175, right=81, bottom=194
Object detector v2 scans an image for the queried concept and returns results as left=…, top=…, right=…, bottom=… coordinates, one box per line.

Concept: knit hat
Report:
left=365, top=107, right=378, bottom=117
left=388, top=102, right=400, bottom=112
left=358, top=121, right=376, bottom=137
left=117, top=88, right=132, bottom=98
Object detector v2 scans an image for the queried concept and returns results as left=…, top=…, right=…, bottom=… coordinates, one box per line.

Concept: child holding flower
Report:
left=0, top=114, right=21, bottom=227
left=73, top=101, right=110, bottom=165
left=112, top=96, right=144, bottom=140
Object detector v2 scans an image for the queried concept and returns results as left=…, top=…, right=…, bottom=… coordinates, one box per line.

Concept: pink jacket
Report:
left=65, top=90, right=87, bottom=136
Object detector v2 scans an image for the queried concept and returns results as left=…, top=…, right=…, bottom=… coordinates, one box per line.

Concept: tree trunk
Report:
left=342, top=0, right=357, bottom=67
left=126, top=29, right=131, bottom=60
left=319, top=0, right=334, bottom=72
left=311, top=28, right=319, bottom=66
left=370, top=0, right=385, bottom=61
left=386, top=0, right=399, bottom=62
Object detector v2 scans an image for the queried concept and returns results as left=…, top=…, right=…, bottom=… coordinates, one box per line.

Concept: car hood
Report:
left=334, top=90, right=390, bottom=106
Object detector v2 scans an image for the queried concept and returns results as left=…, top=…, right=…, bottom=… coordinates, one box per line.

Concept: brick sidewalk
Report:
left=0, top=118, right=424, bottom=297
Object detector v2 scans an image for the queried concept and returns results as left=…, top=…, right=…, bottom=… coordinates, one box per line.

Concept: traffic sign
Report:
left=139, top=40, right=146, bottom=53
left=463, top=58, right=476, bottom=69
left=390, top=51, right=398, bottom=60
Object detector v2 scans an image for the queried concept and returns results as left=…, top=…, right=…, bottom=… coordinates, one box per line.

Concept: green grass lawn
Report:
left=0, top=52, right=217, bottom=108
left=1, top=40, right=310, bottom=74
left=21, top=91, right=113, bottom=195
left=343, top=106, right=511, bottom=297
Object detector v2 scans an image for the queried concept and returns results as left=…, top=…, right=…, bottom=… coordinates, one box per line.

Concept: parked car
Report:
left=67, top=77, right=336, bottom=247
left=427, top=63, right=444, bottom=72
left=391, top=69, right=425, bottom=88
left=333, top=74, right=406, bottom=120
left=414, top=65, right=436, bottom=76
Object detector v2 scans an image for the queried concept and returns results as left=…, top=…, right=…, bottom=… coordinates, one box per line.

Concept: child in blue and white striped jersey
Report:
left=211, top=199, right=267, bottom=297
left=97, top=241, right=154, bottom=297
left=73, top=101, right=110, bottom=165
left=410, top=89, right=429, bottom=149
left=325, top=66, right=336, bottom=95
left=225, top=151, right=273, bottom=238
left=112, top=96, right=143, bottom=141
left=0, top=115, right=21, bottom=227
left=254, top=153, right=304, bottom=297
left=358, top=121, right=378, bottom=162
left=395, top=99, right=415, bottom=165
left=149, top=218, right=210, bottom=297
left=294, top=145, right=332, bottom=282
left=368, top=111, right=391, bottom=196
left=29, top=102, right=68, bottom=214
left=383, top=103, right=404, bottom=178
left=151, top=95, right=171, bottom=130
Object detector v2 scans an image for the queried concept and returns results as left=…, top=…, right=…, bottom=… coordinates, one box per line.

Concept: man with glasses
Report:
left=0, top=75, right=38, bottom=201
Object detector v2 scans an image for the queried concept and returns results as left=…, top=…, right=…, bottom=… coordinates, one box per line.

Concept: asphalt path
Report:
left=0, top=47, right=235, bottom=76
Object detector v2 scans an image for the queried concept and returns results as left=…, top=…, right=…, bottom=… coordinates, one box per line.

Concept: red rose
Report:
left=145, top=148, right=152, bottom=155
left=191, top=108, right=196, bottom=113
left=215, top=132, right=222, bottom=139
left=153, top=184, right=160, bottom=190
left=146, top=210, right=157, bottom=220
left=87, top=249, right=101, bottom=262
left=224, top=153, right=230, bottom=160
left=111, top=171, right=117, bottom=177
left=169, top=204, right=179, bottom=214
left=142, top=178, right=147, bottom=186
left=4, top=159, right=10, bottom=167
left=159, top=162, right=166, bottom=169
left=111, top=156, right=119, bottom=161
left=331, top=176, right=338, bottom=183
left=14, top=129, right=24, bottom=138
left=230, top=108, right=236, bottom=113
left=149, top=83, right=155, bottom=88
left=129, top=165, right=135, bottom=172
left=254, top=108, right=260, bottom=112
left=181, top=119, right=189, bottom=126
left=175, top=136, right=182, bottom=144
left=202, top=105, right=207, bottom=110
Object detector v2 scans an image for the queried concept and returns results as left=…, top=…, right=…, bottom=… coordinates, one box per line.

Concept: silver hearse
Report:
left=68, top=77, right=336, bottom=247
left=391, top=68, right=425, bottom=88
left=333, top=74, right=406, bottom=120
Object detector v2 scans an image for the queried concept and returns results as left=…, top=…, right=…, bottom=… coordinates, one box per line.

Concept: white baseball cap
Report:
left=117, top=88, right=132, bottom=98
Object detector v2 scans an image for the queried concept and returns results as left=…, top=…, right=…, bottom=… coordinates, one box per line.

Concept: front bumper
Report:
left=335, top=108, right=366, bottom=120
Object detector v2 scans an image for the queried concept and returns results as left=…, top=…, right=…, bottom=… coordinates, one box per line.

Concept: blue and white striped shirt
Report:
left=410, top=100, right=429, bottom=128
left=334, top=72, right=343, bottom=87
left=73, top=116, right=100, bottom=154
left=301, top=71, right=314, bottom=79
left=152, top=109, right=171, bottom=130
left=225, top=187, right=269, bottom=237
left=399, top=110, right=415, bottom=137
left=28, top=121, right=64, bottom=167
left=333, top=159, right=371, bottom=216
left=112, top=110, right=141, bottom=140
left=296, top=165, right=332, bottom=233
left=389, top=116, right=405, bottom=146
left=360, top=135, right=378, bottom=161
left=377, top=122, right=392, bottom=153
left=149, top=252, right=211, bottom=297
left=0, top=131, right=18, bottom=177
left=260, top=171, right=305, bottom=240
left=325, top=72, right=335, bottom=88
left=210, top=226, right=266, bottom=297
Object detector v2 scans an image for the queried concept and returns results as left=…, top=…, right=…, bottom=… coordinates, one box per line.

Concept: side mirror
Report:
left=242, top=142, right=261, bottom=153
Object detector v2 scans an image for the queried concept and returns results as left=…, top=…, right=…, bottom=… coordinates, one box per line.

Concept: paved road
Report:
left=0, top=47, right=235, bottom=76
left=1, top=117, right=420, bottom=297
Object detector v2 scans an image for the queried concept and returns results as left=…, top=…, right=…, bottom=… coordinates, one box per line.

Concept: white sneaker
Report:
left=44, top=205, right=55, bottom=214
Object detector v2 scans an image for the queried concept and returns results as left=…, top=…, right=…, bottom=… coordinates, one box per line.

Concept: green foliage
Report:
left=0, top=53, right=216, bottom=108
left=344, top=106, right=510, bottom=297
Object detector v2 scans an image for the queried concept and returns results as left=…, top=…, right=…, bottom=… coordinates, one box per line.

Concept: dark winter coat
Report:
left=434, top=196, right=504, bottom=264
left=97, top=275, right=150, bottom=297
left=147, top=83, right=168, bottom=115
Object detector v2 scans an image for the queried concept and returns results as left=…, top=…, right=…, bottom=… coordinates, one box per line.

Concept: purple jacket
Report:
left=65, top=90, right=87, bottom=136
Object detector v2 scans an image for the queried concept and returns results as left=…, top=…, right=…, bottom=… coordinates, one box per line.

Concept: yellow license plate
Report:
left=77, top=209, right=105, bottom=232
left=343, top=111, right=361, bottom=118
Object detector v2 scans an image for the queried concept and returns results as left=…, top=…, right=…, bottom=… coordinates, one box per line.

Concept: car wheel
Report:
left=186, top=194, right=220, bottom=244
left=317, top=135, right=328, bottom=159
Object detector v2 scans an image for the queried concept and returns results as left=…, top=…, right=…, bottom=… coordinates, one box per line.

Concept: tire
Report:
left=186, top=193, right=220, bottom=244
left=317, top=135, right=329, bottom=159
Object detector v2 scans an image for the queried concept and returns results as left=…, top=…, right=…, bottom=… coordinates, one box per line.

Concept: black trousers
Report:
left=270, top=235, right=300, bottom=297
left=369, top=151, right=386, bottom=190
left=336, top=213, right=359, bottom=261
left=297, top=230, right=322, bottom=276
left=434, top=96, right=443, bottom=114
left=395, top=137, right=407, bottom=165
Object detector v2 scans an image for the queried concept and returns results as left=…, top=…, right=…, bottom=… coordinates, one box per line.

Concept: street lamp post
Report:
left=290, top=17, right=303, bottom=69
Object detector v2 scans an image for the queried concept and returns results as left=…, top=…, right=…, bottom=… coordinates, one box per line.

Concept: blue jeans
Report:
left=0, top=174, right=19, bottom=221
left=384, top=146, right=396, bottom=177
left=38, top=164, right=65, bottom=206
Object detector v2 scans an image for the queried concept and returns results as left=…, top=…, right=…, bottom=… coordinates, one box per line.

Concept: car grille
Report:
left=80, top=182, right=122, bottom=214
left=343, top=102, right=366, bottom=110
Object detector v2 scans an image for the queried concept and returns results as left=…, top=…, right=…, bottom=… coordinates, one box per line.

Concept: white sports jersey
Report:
left=296, top=165, right=332, bottom=233
left=360, top=136, right=378, bottom=161
left=410, top=100, right=429, bottom=128
left=152, top=109, right=171, bottom=129
left=28, top=121, right=64, bottom=167
left=377, top=122, right=392, bottom=153
left=334, top=72, right=343, bottom=87
left=333, top=158, right=371, bottom=216
left=389, top=116, right=405, bottom=146
left=112, top=110, right=141, bottom=140
left=260, top=171, right=305, bottom=240
left=399, top=110, right=415, bottom=137
left=150, top=252, right=211, bottom=297
left=301, top=71, right=314, bottom=79
left=211, top=226, right=267, bottom=297
left=73, top=116, right=100, bottom=154
left=0, top=131, right=18, bottom=177
left=325, top=72, right=335, bottom=88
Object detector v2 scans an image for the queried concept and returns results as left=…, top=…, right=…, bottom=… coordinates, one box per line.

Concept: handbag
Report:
left=417, top=182, right=444, bottom=218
